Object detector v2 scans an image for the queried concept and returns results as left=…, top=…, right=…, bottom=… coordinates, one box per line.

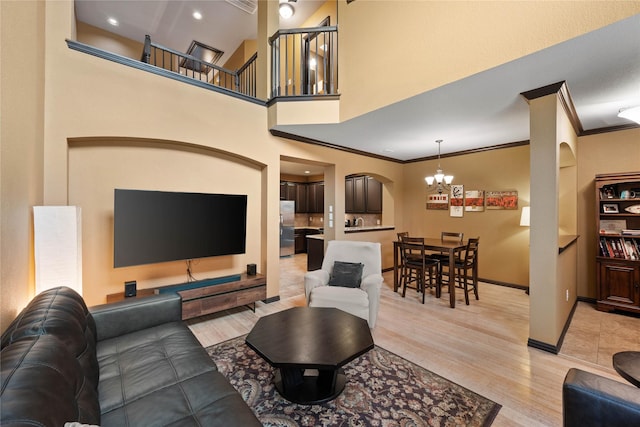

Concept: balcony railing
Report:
left=270, top=26, right=338, bottom=98
left=141, top=35, right=257, bottom=98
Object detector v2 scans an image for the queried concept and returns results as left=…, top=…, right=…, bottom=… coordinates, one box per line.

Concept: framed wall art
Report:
left=464, top=190, right=485, bottom=212
left=450, top=184, right=464, bottom=217
left=486, top=190, right=518, bottom=210
left=426, top=193, right=449, bottom=210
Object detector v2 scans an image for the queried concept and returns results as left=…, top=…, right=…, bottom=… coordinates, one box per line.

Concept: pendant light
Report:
left=425, top=140, right=453, bottom=194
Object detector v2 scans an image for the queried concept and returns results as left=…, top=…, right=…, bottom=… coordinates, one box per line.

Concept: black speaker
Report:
left=247, top=264, right=257, bottom=276
left=124, top=280, right=137, bottom=297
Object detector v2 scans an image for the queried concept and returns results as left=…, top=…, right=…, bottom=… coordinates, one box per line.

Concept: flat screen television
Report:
left=114, top=189, right=247, bottom=268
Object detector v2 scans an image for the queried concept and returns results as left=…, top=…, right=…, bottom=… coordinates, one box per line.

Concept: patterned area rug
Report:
left=207, top=335, right=501, bottom=426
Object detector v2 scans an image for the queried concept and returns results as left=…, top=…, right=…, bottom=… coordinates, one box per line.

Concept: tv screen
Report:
left=114, top=189, right=247, bottom=268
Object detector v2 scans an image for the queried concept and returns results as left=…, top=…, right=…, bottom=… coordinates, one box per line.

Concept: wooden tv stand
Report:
left=106, top=273, right=267, bottom=320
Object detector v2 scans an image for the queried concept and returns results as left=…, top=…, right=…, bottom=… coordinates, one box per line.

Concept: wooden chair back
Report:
left=441, top=231, right=464, bottom=243
left=463, top=237, right=480, bottom=265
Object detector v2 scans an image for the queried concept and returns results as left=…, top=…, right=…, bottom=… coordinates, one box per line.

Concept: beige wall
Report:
left=403, top=145, right=531, bottom=286
left=577, top=128, right=640, bottom=299
left=68, top=139, right=264, bottom=304
left=1, top=0, right=45, bottom=331
left=76, top=21, right=143, bottom=60
left=2, top=0, right=639, bottom=332
left=338, top=1, right=640, bottom=122
left=223, top=40, right=258, bottom=71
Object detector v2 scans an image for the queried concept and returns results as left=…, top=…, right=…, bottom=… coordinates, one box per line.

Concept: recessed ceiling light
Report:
left=618, top=106, right=640, bottom=124
left=193, top=11, right=202, bottom=20
left=279, top=3, right=294, bottom=19
left=107, top=17, right=119, bottom=26
left=304, top=170, right=311, bottom=174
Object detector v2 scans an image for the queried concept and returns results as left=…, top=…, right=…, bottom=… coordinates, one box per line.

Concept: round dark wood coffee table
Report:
left=245, top=307, right=374, bottom=404
left=613, top=351, right=640, bottom=388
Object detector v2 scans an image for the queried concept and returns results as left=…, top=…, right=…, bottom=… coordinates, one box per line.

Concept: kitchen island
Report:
left=306, top=225, right=395, bottom=271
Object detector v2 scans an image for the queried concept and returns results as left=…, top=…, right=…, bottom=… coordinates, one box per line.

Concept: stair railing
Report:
left=269, top=26, right=338, bottom=98
left=141, top=35, right=257, bottom=98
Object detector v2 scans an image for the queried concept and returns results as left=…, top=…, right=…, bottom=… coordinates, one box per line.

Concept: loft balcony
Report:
left=67, top=25, right=340, bottom=129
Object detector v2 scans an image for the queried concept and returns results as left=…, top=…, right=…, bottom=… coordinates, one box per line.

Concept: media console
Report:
left=106, top=273, right=267, bottom=320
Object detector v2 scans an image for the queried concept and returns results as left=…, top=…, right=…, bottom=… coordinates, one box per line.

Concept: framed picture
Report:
left=600, top=185, right=617, bottom=199
left=464, top=190, right=485, bottom=212
left=602, top=203, right=619, bottom=213
left=426, top=193, right=448, bottom=210
left=486, top=190, right=518, bottom=210
left=450, top=184, right=464, bottom=217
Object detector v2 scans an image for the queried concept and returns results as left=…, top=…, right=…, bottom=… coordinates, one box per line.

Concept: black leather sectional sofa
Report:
left=0, top=286, right=261, bottom=426
left=563, top=368, right=640, bottom=426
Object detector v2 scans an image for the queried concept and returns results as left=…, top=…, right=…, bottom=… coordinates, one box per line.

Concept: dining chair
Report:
left=441, top=237, right=480, bottom=305
left=399, top=236, right=440, bottom=303
left=396, top=232, right=413, bottom=291
left=432, top=231, right=464, bottom=284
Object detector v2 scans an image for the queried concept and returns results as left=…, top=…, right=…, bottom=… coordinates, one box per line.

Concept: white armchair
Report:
left=304, top=240, right=384, bottom=328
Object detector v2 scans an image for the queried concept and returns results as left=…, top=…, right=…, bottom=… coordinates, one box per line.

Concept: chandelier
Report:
left=424, top=140, right=453, bottom=194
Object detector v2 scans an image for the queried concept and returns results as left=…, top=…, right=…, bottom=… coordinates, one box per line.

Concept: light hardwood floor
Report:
left=187, top=253, right=640, bottom=426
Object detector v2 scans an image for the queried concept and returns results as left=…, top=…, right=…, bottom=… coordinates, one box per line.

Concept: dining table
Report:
left=393, top=237, right=469, bottom=308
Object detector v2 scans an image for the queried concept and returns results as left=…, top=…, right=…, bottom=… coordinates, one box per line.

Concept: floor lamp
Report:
left=520, top=206, right=530, bottom=294
left=33, top=206, right=83, bottom=295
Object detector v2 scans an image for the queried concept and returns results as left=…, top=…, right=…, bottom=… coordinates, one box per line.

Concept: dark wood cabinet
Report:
left=280, top=181, right=296, bottom=201
left=281, top=180, right=324, bottom=213
left=345, top=177, right=354, bottom=213
left=345, top=175, right=382, bottom=213
left=598, top=262, right=640, bottom=310
left=308, top=182, right=324, bottom=213
left=595, top=172, right=640, bottom=314
left=366, top=176, right=382, bottom=213
left=307, top=236, right=324, bottom=271
left=295, top=183, right=308, bottom=213
left=295, top=232, right=306, bottom=253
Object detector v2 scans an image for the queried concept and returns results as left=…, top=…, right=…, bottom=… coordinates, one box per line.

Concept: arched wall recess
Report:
left=67, top=136, right=266, bottom=306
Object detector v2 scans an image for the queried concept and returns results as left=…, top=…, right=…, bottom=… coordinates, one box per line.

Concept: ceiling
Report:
left=75, top=2, right=640, bottom=174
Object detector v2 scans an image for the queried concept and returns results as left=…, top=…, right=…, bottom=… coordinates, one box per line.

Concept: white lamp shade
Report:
left=34, top=206, right=82, bottom=295
left=444, top=175, right=454, bottom=184
left=520, top=206, right=530, bottom=227
left=425, top=176, right=434, bottom=185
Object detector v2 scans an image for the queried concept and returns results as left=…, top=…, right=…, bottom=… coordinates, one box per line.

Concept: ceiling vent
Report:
left=225, top=0, right=258, bottom=15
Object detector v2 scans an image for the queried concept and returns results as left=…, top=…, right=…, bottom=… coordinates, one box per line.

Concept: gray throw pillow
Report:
left=328, top=261, right=364, bottom=288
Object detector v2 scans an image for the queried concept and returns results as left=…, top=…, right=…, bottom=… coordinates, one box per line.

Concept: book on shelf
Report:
left=621, top=229, right=640, bottom=236
left=599, top=236, right=640, bottom=260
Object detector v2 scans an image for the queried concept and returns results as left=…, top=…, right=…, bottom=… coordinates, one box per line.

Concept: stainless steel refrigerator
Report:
left=279, top=201, right=295, bottom=257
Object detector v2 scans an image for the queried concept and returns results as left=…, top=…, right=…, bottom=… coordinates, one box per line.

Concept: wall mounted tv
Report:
left=114, top=189, right=247, bottom=268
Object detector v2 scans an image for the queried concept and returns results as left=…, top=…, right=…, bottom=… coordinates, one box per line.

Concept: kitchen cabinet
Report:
left=307, top=235, right=324, bottom=271
left=366, top=176, right=382, bottom=213
left=308, top=182, right=324, bottom=213
left=280, top=180, right=324, bottom=213
left=280, top=181, right=296, bottom=201
left=595, top=171, right=640, bottom=314
left=295, top=228, right=321, bottom=254
left=295, top=183, right=308, bottom=213
left=345, top=175, right=382, bottom=213
left=295, top=231, right=306, bottom=253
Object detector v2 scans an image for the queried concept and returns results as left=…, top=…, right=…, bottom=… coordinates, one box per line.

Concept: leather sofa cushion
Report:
left=1, top=287, right=99, bottom=389
left=0, top=334, right=101, bottom=426
left=97, top=321, right=260, bottom=426
left=563, top=368, right=640, bottom=427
